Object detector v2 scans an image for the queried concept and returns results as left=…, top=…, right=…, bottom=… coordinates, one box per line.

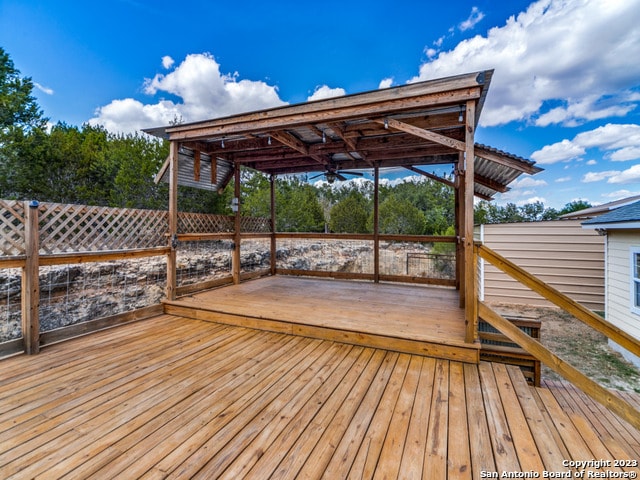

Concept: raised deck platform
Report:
left=163, top=276, right=480, bottom=363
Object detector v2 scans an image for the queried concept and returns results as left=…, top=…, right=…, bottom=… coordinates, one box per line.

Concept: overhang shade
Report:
left=146, top=70, right=541, bottom=198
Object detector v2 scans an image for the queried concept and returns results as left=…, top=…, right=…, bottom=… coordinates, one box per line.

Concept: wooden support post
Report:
left=270, top=174, right=276, bottom=276
left=373, top=166, right=380, bottom=283
left=210, top=155, right=217, bottom=184
left=464, top=100, right=477, bottom=343
left=232, top=163, right=241, bottom=284
left=193, top=149, right=201, bottom=182
left=22, top=200, right=40, bottom=354
left=167, top=141, right=179, bottom=301
left=456, top=151, right=465, bottom=305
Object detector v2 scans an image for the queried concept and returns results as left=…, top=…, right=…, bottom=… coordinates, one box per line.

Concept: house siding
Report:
left=606, top=230, right=640, bottom=341
left=480, top=220, right=605, bottom=310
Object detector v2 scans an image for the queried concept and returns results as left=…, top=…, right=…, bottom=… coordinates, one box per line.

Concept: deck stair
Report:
left=479, top=314, right=541, bottom=386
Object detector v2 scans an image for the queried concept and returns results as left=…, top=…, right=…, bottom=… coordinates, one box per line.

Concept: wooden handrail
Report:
left=477, top=244, right=640, bottom=358
left=479, top=302, right=640, bottom=430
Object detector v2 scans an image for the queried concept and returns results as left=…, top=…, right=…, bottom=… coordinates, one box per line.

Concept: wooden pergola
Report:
left=145, top=70, right=541, bottom=345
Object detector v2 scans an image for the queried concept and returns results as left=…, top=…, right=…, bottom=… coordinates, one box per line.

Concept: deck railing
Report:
left=0, top=201, right=271, bottom=357
left=475, top=243, right=640, bottom=430
left=0, top=199, right=458, bottom=358
left=273, top=233, right=457, bottom=286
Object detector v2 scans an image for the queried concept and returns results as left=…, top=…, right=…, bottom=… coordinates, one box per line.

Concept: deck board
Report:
left=0, top=315, right=638, bottom=479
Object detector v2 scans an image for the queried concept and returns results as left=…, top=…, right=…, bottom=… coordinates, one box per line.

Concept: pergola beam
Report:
left=404, top=166, right=495, bottom=201
left=373, top=117, right=466, bottom=152
left=166, top=84, right=483, bottom=141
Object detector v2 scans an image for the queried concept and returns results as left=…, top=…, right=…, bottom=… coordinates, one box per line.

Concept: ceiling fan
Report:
left=309, top=168, right=364, bottom=184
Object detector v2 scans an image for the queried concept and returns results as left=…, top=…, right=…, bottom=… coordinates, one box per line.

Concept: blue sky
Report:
left=2, top=0, right=640, bottom=209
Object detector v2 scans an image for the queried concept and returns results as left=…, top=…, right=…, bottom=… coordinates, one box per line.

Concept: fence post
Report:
left=22, top=200, right=40, bottom=354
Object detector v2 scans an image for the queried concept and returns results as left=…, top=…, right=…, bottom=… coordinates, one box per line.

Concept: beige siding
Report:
left=606, top=231, right=640, bottom=340
left=480, top=220, right=605, bottom=310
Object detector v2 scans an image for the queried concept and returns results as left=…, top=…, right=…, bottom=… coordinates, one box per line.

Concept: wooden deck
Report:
left=163, top=276, right=480, bottom=363
left=0, top=315, right=638, bottom=479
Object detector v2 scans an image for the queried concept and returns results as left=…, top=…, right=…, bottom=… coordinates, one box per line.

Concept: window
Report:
left=633, top=247, right=640, bottom=315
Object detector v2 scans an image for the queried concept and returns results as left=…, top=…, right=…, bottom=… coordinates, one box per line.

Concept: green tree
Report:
left=241, top=169, right=272, bottom=218
left=383, top=177, right=454, bottom=234
left=109, top=133, right=169, bottom=209
left=0, top=47, right=46, bottom=133
left=0, top=47, right=48, bottom=198
left=373, top=195, right=426, bottom=235
left=329, top=191, right=371, bottom=233
left=276, top=177, right=324, bottom=232
left=558, top=200, right=592, bottom=216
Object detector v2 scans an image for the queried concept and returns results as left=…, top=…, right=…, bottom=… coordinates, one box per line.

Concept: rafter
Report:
left=326, top=122, right=373, bottom=167
left=374, top=117, right=466, bottom=152
left=269, top=130, right=328, bottom=166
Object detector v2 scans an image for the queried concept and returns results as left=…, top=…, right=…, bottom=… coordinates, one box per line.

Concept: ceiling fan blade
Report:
left=309, top=173, right=324, bottom=179
left=336, top=173, right=348, bottom=182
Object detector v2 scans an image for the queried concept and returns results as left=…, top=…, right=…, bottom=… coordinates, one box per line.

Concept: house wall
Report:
left=606, top=230, right=640, bottom=366
left=480, top=220, right=605, bottom=311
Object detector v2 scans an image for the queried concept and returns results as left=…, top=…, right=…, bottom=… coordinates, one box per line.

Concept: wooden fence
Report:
left=478, top=220, right=605, bottom=311
left=0, top=200, right=270, bottom=357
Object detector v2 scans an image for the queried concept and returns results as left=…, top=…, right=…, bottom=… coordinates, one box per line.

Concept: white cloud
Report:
left=519, top=196, right=546, bottom=206
left=530, top=139, right=585, bottom=165
left=378, top=78, right=393, bottom=89
left=601, top=189, right=640, bottom=199
left=161, top=55, right=174, bottom=69
left=307, top=85, right=347, bottom=101
left=555, top=176, right=571, bottom=183
left=582, top=170, right=618, bottom=183
left=607, top=163, right=640, bottom=184
left=425, top=48, right=438, bottom=59
left=459, top=7, right=485, bottom=32
left=34, top=82, right=54, bottom=95
left=531, top=123, right=640, bottom=164
left=586, top=159, right=597, bottom=165
left=582, top=163, right=640, bottom=184
left=535, top=95, right=635, bottom=127
left=90, top=53, right=286, bottom=134
left=411, top=0, right=640, bottom=127
left=511, top=176, right=548, bottom=188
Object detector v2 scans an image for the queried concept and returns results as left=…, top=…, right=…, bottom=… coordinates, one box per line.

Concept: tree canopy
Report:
left=0, top=47, right=46, bottom=134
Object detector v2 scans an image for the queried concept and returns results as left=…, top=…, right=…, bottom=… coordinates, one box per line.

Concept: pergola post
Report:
left=166, top=141, right=179, bottom=301
left=22, top=200, right=40, bottom=354
left=464, top=100, right=478, bottom=343
left=270, top=174, right=276, bottom=276
left=456, top=151, right=465, bottom=306
left=232, top=163, right=241, bottom=284
left=373, top=166, right=380, bottom=283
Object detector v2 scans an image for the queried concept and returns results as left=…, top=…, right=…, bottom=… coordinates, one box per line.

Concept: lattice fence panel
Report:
left=241, top=216, right=271, bottom=233
left=177, top=212, right=234, bottom=234
left=0, top=201, right=26, bottom=257
left=38, top=203, right=169, bottom=253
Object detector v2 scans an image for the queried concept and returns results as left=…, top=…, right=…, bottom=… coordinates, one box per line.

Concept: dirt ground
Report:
left=489, top=303, right=640, bottom=393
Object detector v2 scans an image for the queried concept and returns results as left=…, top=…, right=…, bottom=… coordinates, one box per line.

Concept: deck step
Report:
left=163, top=299, right=480, bottom=364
